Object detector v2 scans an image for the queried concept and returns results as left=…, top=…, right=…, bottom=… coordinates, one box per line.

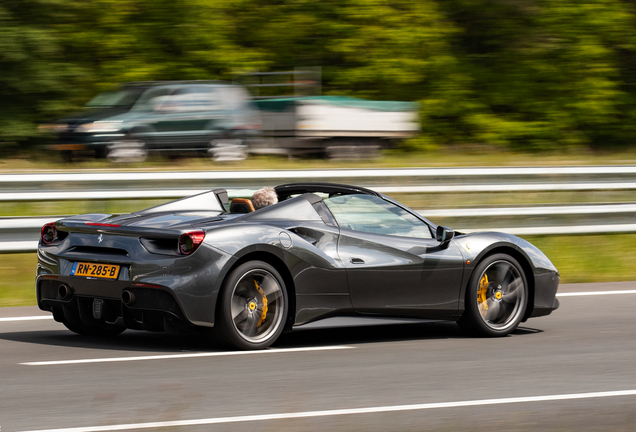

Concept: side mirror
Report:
left=436, top=226, right=455, bottom=244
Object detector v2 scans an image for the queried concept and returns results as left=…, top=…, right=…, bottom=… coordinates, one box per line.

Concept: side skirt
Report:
left=292, top=316, right=450, bottom=331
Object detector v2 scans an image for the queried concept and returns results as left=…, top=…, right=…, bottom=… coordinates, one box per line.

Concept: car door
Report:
left=125, top=86, right=174, bottom=151
left=324, top=194, right=465, bottom=317
left=152, top=86, right=219, bottom=150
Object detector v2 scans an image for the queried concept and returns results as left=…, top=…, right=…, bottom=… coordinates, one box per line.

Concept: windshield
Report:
left=131, top=86, right=220, bottom=113
left=324, top=194, right=432, bottom=239
left=84, top=90, right=143, bottom=109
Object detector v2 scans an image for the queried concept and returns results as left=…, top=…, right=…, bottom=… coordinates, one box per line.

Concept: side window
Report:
left=158, top=86, right=218, bottom=113
left=324, top=194, right=432, bottom=239
left=132, top=87, right=173, bottom=112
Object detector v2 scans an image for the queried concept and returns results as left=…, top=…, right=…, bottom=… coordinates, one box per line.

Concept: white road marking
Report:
left=20, top=345, right=353, bottom=366
left=0, top=315, right=53, bottom=322
left=17, top=389, right=636, bottom=432
left=557, top=290, right=636, bottom=297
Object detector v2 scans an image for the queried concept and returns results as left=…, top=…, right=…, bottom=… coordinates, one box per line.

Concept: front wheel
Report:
left=214, top=261, right=288, bottom=350
left=458, top=254, right=528, bottom=337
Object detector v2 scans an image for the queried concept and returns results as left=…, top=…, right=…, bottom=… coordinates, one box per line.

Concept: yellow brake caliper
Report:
left=254, top=280, right=268, bottom=327
left=477, top=274, right=489, bottom=315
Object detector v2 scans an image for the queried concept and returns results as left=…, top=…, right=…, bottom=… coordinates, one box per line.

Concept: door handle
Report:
left=350, top=257, right=365, bottom=264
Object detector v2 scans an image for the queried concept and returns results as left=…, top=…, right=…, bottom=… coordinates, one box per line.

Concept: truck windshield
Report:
left=84, top=90, right=143, bottom=109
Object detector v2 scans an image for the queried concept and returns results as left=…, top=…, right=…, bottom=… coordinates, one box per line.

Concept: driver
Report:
left=251, top=187, right=278, bottom=210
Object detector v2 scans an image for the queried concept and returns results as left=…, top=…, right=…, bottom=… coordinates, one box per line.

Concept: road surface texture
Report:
left=0, top=281, right=635, bottom=432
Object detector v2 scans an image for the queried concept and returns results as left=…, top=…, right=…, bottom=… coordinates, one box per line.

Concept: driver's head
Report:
left=252, top=187, right=278, bottom=210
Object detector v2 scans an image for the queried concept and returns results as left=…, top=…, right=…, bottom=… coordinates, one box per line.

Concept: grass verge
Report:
left=524, top=234, right=636, bottom=284
left=0, top=253, right=38, bottom=307
left=2, top=233, right=635, bottom=307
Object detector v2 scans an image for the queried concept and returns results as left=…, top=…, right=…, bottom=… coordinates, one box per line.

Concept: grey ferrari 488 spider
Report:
left=36, top=183, right=559, bottom=349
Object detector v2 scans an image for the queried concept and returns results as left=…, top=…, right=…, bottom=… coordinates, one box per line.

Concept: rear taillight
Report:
left=41, top=222, right=56, bottom=244
left=179, top=231, right=205, bottom=255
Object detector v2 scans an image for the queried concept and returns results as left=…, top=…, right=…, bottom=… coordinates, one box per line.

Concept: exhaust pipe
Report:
left=58, top=284, right=73, bottom=300
left=121, top=290, right=135, bottom=306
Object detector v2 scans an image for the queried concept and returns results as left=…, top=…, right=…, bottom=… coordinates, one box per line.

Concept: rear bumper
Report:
left=37, top=276, right=195, bottom=332
left=37, top=241, right=234, bottom=328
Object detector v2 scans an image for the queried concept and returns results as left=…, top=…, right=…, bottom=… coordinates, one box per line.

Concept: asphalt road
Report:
left=1, top=281, right=635, bottom=432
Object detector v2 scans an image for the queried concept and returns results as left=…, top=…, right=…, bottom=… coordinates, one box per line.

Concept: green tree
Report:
left=437, top=0, right=636, bottom=149
left=2, top=0, right=636, bottom=152
left=0, top=1, right=72, bottom=143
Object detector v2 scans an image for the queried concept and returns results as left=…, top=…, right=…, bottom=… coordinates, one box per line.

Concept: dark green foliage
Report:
left=1, top=0, right=636, bottom=151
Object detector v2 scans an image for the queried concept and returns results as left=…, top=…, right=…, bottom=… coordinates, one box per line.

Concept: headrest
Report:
left=230, top=198, right=255, bottom=213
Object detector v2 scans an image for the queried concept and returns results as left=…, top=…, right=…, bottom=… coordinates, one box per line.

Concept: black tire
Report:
left=106, top=138, right=148, bottom=163
left=63, top=321, right=125, bottom=337
left=61, top=150, right=74, bottom=162
left=458, top=253, right=528, bottom=337
left=214, top=261, right=288, bottom=350
left=208, top=138, right=247, bottom=161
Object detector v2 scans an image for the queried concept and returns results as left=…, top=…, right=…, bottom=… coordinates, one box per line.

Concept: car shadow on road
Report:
left=0, top=328, right=214, bottom=353
left=0, top=321, right=544, bottom=353
left=274, top=322, right=543, bottom=348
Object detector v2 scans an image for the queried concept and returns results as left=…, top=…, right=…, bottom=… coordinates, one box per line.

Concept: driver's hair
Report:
left=251, top=187, right=278, bottom=210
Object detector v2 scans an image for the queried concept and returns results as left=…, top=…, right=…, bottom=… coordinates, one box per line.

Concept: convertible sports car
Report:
left=36, top=183, right=559, bottom=349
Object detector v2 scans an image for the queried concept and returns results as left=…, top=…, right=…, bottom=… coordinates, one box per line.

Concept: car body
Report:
left=40, top=81, right=261, bottom=161
left=36, top=183, right=559, bottom=349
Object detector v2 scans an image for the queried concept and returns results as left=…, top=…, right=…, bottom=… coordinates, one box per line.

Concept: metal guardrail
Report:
left=3, top=166, right=636, bottom=252
left=3, top=166, right=636, bottom=200
left=2, top=165, right=636, bottom=183
left=4, top=182, right=636, bottom=201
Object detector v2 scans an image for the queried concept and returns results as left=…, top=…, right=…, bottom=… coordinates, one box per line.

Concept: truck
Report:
left=40, top=79, right=420, bottom=161
left=250, top=96, right=419, bottom=159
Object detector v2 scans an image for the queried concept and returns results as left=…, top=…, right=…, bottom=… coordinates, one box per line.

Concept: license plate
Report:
left=71, top=262, right=120, bottom=279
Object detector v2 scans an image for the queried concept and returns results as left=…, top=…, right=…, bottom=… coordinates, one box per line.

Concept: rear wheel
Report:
left=107, top=138, right=148, bottom=163
left=214, top=261, right=288, bottom=350
left=63, top=321, right=125, bottom=337
left=208, top=138, right=247, bottom=161
left=458, top=254, right=528, bottom=337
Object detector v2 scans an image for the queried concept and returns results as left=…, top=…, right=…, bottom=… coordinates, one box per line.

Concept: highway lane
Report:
left=0, top=282, right=635, bottom=432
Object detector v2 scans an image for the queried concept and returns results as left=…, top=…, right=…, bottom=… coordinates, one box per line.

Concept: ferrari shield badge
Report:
left=462, top=242, right=472, bottom=254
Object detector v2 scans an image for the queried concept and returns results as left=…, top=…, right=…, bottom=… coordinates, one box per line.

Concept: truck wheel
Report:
left=209, top=138, right=247, bottom=161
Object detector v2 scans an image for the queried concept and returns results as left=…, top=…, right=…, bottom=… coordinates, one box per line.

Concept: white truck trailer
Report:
left=251, top=96, right=419, bottom=159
